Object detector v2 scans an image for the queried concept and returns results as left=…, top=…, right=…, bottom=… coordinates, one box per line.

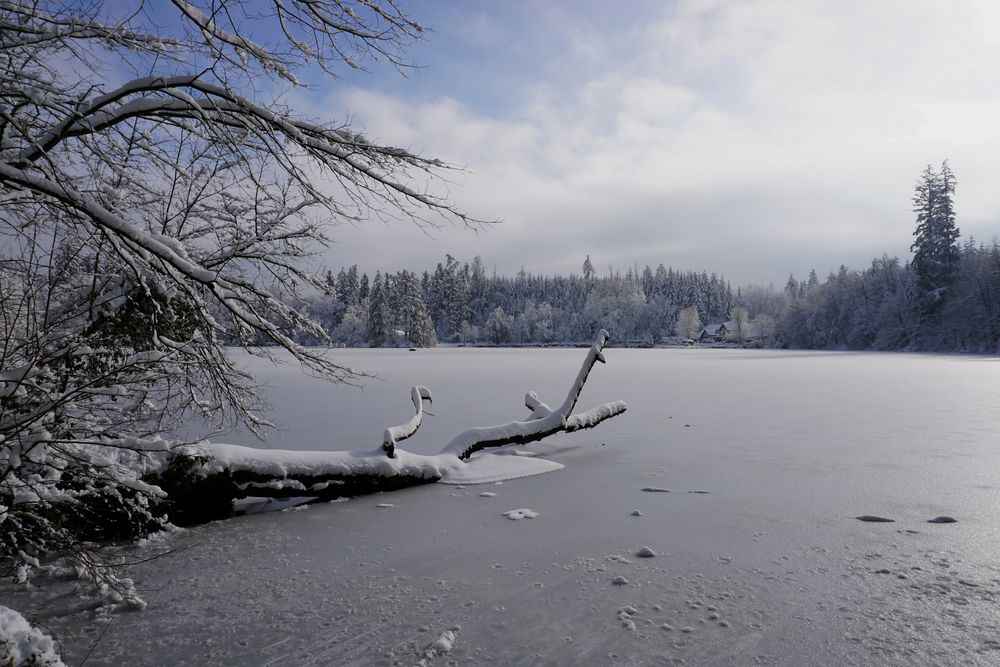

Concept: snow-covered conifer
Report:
left=912, top=161, right=961, bottom=309
left=398, top=271, right=436, bottom=347
left=367, top=272, right=392, bottom=347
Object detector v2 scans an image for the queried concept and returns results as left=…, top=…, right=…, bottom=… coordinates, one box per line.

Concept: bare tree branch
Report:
left=0, top=0, right=487, bottom=605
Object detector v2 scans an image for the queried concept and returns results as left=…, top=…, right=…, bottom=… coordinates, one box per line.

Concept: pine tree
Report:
left=337, top=265, right=361, bottom=305
left=359, top=273, right=370, bottom=302
left=384, top=272, right=402, bottom=339
left=367, top=271, right=390, bottom=347
left=784, top=274, right=799, bottom=299
left=911, top=161, right=961, bottom=307
left=428, top=254, right=469, bottom=340
left=324, top=270, right=338, bottom=299
left=582, top=254, right=595, bottom=281
left=398, top=271, right=436, bottom=347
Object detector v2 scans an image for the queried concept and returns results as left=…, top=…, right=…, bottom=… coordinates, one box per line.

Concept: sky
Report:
left=272, top=1, right=1000, bottom=285
left=300, top=0, right=1000, bottom=286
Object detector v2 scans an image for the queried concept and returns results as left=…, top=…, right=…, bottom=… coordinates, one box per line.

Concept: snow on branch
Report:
left=0, top=0, right=486, bottom=614
left=176, top=331, right=627, bottom=510
left=382, top=385, right=432, bottom=458
left=441, top=329, right=625, bottom=460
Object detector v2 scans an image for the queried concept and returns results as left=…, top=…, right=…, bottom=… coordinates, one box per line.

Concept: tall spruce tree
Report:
left=359, top=273, right=370, bottom=302
left=911, top=161, right=960, bottom=307
left=399, top=271, right=437, bottom=347
left=367, top=271, right=391, bottom=346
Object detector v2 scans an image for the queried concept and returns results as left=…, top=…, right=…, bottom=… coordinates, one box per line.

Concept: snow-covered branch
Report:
left=382, top=385, right=432, bottom=457
left=441, top=329, right=626, bottom=459
left=0, top=0, right=482, bottom=605
left=163, top=331, right=627, bottom=513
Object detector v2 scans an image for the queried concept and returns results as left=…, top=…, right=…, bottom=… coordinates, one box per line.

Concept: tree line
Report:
left=298, top=162, right=998, bottom=352
left=293, top=255, right=740, bottom=347
left=780, top=162, right=1000, bottom=353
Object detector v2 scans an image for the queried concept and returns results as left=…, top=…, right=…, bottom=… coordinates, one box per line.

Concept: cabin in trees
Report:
left=698, top=322, right=733, bottom=342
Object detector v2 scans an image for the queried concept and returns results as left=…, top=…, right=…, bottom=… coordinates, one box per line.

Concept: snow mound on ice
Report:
left=0, top=605, right=66, bottom=667
left=439, top=450, right=563, bottom=485
left=416, top=627, right=459, bottom=666
left=501, top=508, right=539, bottom=520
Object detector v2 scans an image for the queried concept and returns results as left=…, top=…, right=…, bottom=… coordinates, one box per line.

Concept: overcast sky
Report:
left=313, top=0, right=1000, bottom=286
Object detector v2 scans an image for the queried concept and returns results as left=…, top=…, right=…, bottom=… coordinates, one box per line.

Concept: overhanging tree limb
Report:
left=0, top=0, right=486, bottom=606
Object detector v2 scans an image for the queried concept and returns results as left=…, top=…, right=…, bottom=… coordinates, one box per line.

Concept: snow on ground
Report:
left=5, top=348, right=1000, bottom=665
left=0, top=605, right=66, bottom=666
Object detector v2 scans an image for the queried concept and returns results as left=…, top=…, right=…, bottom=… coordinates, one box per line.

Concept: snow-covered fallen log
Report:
left=155, top=331, right=626, bottom=523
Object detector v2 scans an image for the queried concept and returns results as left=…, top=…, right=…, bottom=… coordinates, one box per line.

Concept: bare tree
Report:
left=675, top=306, right=702, bottom=340
left=729, top=306, right=749, bottom=343
left=0, top=0, right=483, bottom=602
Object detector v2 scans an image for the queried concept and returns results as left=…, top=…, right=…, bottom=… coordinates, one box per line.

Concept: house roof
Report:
left=697, top=321, right=737, bottom=337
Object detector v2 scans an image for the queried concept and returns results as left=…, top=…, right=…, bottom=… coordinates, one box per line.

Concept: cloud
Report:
left=317, top=1, right=1000, bottom=284
left=456, top=12, right=504, bottom=45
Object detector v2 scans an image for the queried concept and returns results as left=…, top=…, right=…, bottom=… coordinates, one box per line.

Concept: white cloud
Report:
left=318, top=1, right=1000, bottom=284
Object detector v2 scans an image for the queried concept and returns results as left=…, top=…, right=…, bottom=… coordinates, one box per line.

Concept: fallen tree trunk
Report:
left=152, top=330, right=626, bottom=525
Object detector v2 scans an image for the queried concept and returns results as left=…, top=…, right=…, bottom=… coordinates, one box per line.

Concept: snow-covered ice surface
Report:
left=6, top=347, right=1000, bottom=665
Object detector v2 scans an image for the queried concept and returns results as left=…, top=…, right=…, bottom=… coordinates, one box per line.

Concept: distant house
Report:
left=697, top=321, right=735, bottom=342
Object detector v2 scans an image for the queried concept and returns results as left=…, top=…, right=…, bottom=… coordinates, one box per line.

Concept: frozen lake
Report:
left=10, top=347, right=1000, bottom=665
